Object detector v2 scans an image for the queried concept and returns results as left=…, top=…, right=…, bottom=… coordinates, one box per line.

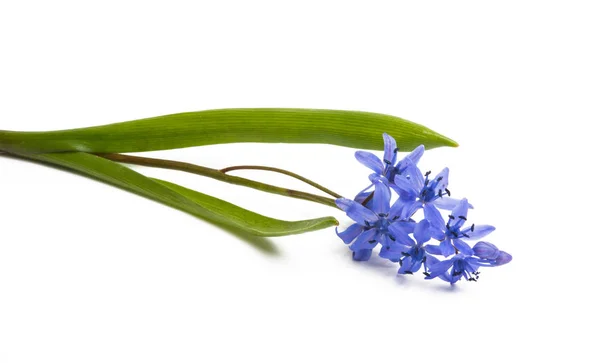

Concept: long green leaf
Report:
left=0, top=108, right=457, bottom=154
left=12, top=151, right=338, bottom=237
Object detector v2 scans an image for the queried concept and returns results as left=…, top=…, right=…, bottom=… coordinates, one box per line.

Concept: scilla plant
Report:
left=0, top=108, right=510, bottom=284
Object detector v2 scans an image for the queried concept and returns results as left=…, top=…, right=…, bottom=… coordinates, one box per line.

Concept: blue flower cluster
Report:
left=336, top=134, right=511, bottom=284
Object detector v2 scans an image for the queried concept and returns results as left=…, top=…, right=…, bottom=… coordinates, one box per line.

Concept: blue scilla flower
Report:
left=425, top=242, right=512, bottom=284
left=394, top=219, right=437, bottom=275
left=393, top=161, right=466, bottom=213
left=336, top=176, right=416, bottom=261
left=354, top=133, right=425, bottom=204
left=425, top=198, right=495, bottom=257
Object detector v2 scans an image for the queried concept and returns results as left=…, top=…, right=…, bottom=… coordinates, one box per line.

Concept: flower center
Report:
left=419, top=171, right=450, bottom=203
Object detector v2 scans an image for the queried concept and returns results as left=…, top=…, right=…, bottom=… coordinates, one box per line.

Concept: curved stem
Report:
left=220, top=165, right=342, bottom=199
left=96, top=153, right=340, bottom=209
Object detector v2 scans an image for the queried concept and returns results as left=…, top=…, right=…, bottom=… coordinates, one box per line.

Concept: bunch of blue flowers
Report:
left=336, top=134, right=511, bottom=284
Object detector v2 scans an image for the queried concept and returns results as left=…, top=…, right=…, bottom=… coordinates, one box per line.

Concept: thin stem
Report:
left=96, top=153, right=340, bottom=209
left=220, top=165, right=342, bottom=199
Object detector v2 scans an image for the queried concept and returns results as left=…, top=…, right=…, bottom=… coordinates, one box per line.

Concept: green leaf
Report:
left=0, top=108, right=457, bottom=154
left=12, top=151, right=338, bottom=237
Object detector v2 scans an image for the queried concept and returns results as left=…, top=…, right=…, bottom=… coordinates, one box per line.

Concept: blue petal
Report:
left=383, top=133, right=398, bottom=166
left=370, top=177, right=391, bottom=215
left=432, top=168, right=449, bottom=193
left=352, top=249, right=373, bottom=261
left=453, top=239, right=474, bottom=256
left=425, top=245, right=443, bottom=255
left=349, top=228, right=378, bottom=252
left=335, top=198, right=378, bottom=224
left=473, top=241, right=500, bottom=259
left=414, top=220, right=431, bottom=244
left=426, top=259, right=454, bottom=279
left=403, top=162, right=425, bottom=191
left=335, top=223, right=364, bottom=244
left=393, top=174, right=420, bottom=198
left=355, top=151, right=384, bottom=174
left=450, top=198, right=470, bottom=227
left=433, top=197, right=468, bottom=210
left=439, top=238, right=455, bottom=257
left=389, top=197, right=407, bottom=219
left=379, top=241, right=408, bottom=262
left=424, top=203, right=445, bottom=231
left=492, top=251, right=512, bottom=266
left=462, top=225, right=495, bottom=240
left=388, top=223, right=416, bottom=246
left=406, top=145, right=425, bottom=164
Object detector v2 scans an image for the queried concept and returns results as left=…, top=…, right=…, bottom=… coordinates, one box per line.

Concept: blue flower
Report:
left=395, top=219, right=436, bottom=275
left=393, top=161, right=466, bottom=213
left=425, top=198, right=495, bottom=257
left=425, top=242, right=512, bottom=284
left=336, top=176, right=416, bottom=261
left=354, top=133, right=424, bottom=204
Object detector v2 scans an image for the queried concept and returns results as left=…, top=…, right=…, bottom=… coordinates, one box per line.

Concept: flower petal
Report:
left=425, top=244, right=443, bottom=255
left=426, top=258, right=454, bottom=279
left=424, top=203, right=445, bottom=231
left=335, top=198, right=378, bottom=224
left=352, top=249, right=373, bottom=261
left=335, top=223, right=364, bottom=244
left=492, top=251, right=512, bottom=266
left=370, top=178, right=391, bottom=215
left=407, top=145, right=425, bottom=164
left=439, top=238, right=455, bottom=257
left=450, top=198, right=470, bottom=227
left=453, top=239, right=474, bottom=256
left=349, top=228, right=378, bottom=251
left=379, top=241, right=408, bottom=262
left=388, top=223, right=416, bottom=246
left=414, top=219, right=431, bottom=244
left=472, top=241, right=500, bottom=259
left=432, top=197, right=468, bottom=210
left=462, top=225, right=495, bottom=240
left=393, top=174, right=420, bottom=198
left=383, top=133, right=398, bottom=166
left=355, top=151, right=384, bottom=174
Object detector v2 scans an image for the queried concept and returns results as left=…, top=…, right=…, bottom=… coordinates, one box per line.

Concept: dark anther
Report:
left=425, top=171, right=431, bottom=177
left=393, top=216, right=399, bottom=221
left=452, top=270, right=462, bottom=276
left=423, top=272, right=431, bottom=277
left=401, top=252, right=410, bottom=257
left=393, top=148, right=399, bottom=153
left=462, top=233, right=470, bottom=238
left=452, top=231, right=459, bottom=238
left=386, top=246, right=391, bottom=250
left=389, top=235, right=396, bottom=242
left=378, top=213, right=388, bottom=218
left=438, top=189, right=443, bottom=198
left=445, top=188, right=451, bottom=196
left=468, top=277, right=477, bottom=282
left=369, top=240, right=377, bottom=244
left=470, top=224, right=475, bottom=232
left=448, top=215, right=455, bottom=220
left=458, top=216, right=467, bottom=220
left=383, top=159, right=392, bottom=165
left=437, top=176, right=443, bottom=182
left=364, top=220, right=370, bottom=227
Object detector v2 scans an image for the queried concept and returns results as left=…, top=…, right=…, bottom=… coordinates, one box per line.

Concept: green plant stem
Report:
left=219, top=165, right=343, bottom=199
left=96, top=153, right=340, bottom=209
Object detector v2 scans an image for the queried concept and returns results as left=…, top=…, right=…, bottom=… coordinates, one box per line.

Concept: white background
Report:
left=1, top=1, right=598, bottom=362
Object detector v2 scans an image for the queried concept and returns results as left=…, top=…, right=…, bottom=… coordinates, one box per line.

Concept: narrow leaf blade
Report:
left=12, top=151, right=338, bottom=237
left=0, top=108, right=457, bottom=154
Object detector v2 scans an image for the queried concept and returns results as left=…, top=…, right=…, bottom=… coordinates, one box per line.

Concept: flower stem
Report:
left=219, top=165, right=342, bottom=199
left=96, top=153, right=340, bottom=209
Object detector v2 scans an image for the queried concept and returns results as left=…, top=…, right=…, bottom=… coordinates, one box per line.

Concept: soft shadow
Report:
left=1, top=152, right=280, bottom=256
